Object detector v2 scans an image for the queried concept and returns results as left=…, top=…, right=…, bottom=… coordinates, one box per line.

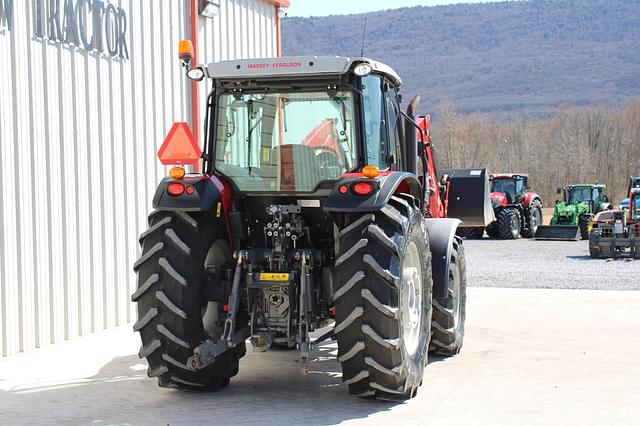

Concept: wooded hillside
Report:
left=283, top=0, right=640, bottom=117
left=432, top=100, right=640, bottom=204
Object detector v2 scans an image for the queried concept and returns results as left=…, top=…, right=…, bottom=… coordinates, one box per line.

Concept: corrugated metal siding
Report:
left=0, top=0, right=278, bottom=357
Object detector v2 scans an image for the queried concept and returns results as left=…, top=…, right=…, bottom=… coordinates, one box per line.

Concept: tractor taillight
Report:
left=167, top=182, right=185, bottom=196
left=353, top=182, right=373, bottom=196
left=339, top=185, right=348, bottom=194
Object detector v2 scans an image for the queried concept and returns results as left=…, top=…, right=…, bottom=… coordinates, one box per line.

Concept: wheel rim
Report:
left=511, top=214, right=519, bottom=237
left=531, top=208, right=540, bottom=233
left=202, top=240, right=231, bottom=337
left=402, top=241, right=423, bottom=356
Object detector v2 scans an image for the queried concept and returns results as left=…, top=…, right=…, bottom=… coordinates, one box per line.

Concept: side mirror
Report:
left=556, top=187, right=562, bottom=194
left=603, top=195, right=609, bottom=202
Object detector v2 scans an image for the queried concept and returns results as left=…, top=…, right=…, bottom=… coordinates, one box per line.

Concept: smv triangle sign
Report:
left=157, top=122, right=202, bottom=165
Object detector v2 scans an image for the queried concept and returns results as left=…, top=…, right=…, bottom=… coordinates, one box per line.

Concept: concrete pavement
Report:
left=1, top=287, right=639, bottom=425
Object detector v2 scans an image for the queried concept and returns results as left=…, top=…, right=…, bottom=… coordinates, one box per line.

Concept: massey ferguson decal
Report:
left=247, top=61, right=303, bottom=69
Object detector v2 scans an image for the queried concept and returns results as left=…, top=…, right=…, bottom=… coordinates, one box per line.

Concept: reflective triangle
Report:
left=157, top=122, right=202, bottom=165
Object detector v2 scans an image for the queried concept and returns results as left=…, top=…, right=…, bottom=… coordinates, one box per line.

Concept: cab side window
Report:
left=385, top=86, right=402, bottom=170
left=593, top=188, right=602, bottom=202
left=361, top=75, right=388, bottom=169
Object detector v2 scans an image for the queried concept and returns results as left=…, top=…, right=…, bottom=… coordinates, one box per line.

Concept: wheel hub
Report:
left=402, top=242, right=423, bottom=356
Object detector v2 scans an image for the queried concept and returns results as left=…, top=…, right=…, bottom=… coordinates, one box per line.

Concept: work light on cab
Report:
left=187, top=67, right=206, bottom=81
left=353, top=63, right=372, bottom=76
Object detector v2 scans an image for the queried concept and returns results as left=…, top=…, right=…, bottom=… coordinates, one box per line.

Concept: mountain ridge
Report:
left=282, top=0, right=640, bottom=118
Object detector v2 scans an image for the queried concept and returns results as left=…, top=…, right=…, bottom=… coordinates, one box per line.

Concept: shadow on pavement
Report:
left=2, top=340, right=399, bottom=425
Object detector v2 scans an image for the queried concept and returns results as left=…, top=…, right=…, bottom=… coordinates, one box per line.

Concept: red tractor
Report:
left=132, top=45, right=488, bottom=400
left=459, top=173, right=543, bottom=239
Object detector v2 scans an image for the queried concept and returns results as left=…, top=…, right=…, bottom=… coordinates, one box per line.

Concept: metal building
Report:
left=0, top=0, right=289, bottom=357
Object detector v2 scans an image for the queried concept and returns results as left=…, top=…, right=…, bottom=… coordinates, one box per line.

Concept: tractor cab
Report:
left=198, top=57, right=410, bottom=197
left=629, top=189, right=640, bottom=223
left=561, top=184, right=608, bottom=213
left=490, top=174, right=528, bottom=205
left=565, top=185, right=604, bottom=205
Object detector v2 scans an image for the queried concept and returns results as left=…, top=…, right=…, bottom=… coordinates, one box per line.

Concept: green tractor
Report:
left=536, top=184, right=611, bottom=240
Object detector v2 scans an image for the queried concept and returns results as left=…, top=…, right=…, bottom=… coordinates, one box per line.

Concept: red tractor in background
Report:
left=457, top=173, right=543, bottom=239
left=131, top=46, right=492, bottom=400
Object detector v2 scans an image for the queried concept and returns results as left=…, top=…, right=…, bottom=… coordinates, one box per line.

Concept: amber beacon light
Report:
left=178, top=39, right=195, bottom=64
left=362, top=164, right=380, bottom=178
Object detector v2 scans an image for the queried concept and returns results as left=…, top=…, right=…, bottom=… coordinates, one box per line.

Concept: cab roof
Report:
left=567, top=184, right=606, bottom=188
left=205, top=56, right=402, bottom=87
left=491, top=173, right=528, bottom=178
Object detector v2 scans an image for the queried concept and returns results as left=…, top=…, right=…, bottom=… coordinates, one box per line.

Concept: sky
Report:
left=286, top=0, right=497, bottom=17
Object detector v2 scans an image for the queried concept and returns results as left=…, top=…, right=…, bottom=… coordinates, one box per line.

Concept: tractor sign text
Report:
left=33, top=0, right=129, bottom=59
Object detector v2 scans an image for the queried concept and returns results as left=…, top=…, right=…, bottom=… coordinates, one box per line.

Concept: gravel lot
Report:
left=464, top=238, right=640, bottom=290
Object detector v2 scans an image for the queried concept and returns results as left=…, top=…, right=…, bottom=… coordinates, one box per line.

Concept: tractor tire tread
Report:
left=334, top=198, right=431, bottom=400
left=133, top=211, right=244, bottom=390
left=430, top=237, right=466, bottom=356
left=497, top=208, right=520, bottom=239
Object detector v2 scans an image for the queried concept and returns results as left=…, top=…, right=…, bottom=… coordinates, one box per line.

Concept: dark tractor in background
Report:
left=131, top=48, right=488, bottom=400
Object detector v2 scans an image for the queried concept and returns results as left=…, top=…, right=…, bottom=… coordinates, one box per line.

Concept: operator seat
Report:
left=273, top=145, right=321, bottom=192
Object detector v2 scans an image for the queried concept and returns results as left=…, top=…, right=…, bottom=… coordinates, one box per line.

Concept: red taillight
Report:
left=167, top=182, right=185, bottom=196
left=185, top=186, right=195, bottom=195
left=353, top=182, right=373, bottom=196
left=339, top=185, right=348, bottom=194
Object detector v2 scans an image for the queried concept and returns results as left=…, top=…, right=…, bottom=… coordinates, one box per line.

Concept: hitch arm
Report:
left=222, top=251, right=246, bottom=346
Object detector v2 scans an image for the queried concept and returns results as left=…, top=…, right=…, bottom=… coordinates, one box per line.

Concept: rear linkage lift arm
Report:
left=188, top=250, right=249, bottom=370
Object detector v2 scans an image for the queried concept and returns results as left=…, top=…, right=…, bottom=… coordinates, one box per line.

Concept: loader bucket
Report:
left=534, top=225, right=580, bottom=241
left=441, top=168, right=495, bottom=227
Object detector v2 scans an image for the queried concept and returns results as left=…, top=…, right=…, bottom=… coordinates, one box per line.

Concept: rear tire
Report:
left=486, top=222, right=498, bottom=238
left=334, top=195, right=432, bottom=400
left=457, top=227, right=484, bottom=239
left=579, top=215, right=592, bottom=240
left=431, top=236, right=466, bottom=355
left=522, top=200, right=543, bottom=238
left=132, top=210, right=245, bottom=390
left=498, top=208, right=520, bottom=239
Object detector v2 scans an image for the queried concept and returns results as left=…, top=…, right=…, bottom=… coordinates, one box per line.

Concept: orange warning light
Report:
left=178, top=39, right=194, bottom=63
left=157, top=122, right=202, bottom=165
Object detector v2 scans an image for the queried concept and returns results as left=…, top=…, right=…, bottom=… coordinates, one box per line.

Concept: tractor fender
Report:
left=424, top=218, right=461, bottom=299
left=323, top=172, right=423, bottom=212
left=152, top=175, right=229, bottom=229
left=523, top=192, right=543, bottom=208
